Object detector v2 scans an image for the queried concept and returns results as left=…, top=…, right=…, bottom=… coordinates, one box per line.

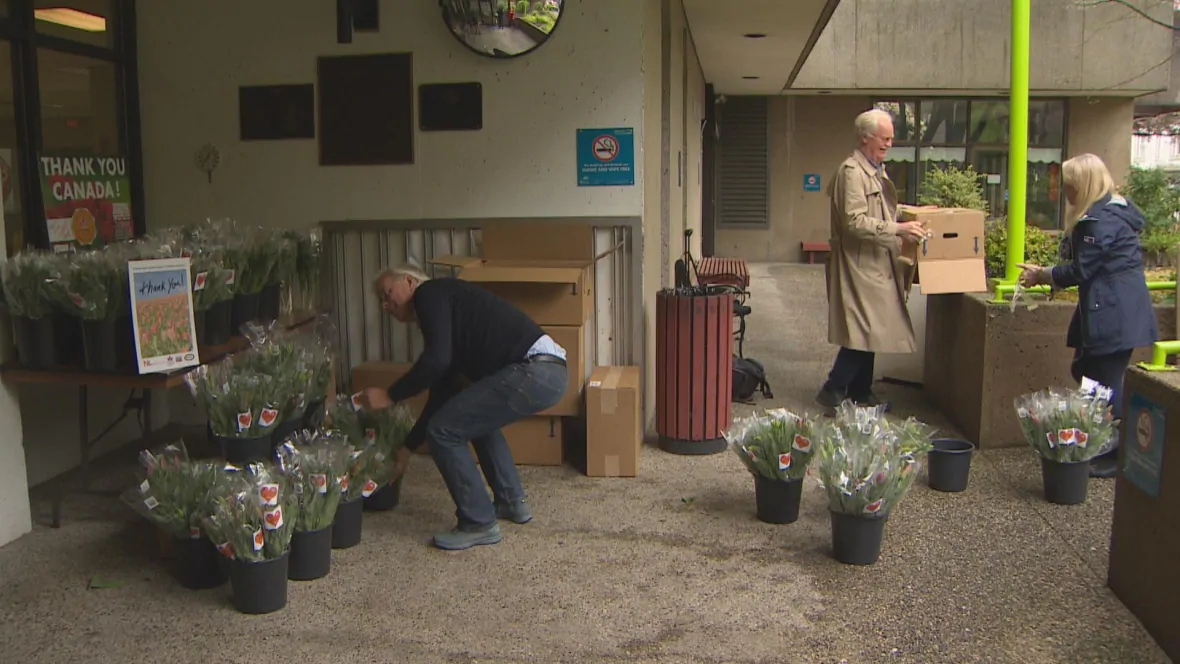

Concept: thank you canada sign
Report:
left=38, top=154, right=134, bottom=251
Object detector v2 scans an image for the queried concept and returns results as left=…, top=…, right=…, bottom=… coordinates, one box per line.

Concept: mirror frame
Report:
left=439, top=0, right=566, bottom=60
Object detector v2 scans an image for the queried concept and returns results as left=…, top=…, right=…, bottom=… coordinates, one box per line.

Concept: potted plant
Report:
left=364, top=404, right=416, bottom=512
left=259, top=231, right=298, bottom=323
left=814, top=402, right=934, bottom=565
left=1015, top=385, right=1116, bottom=505
left=189, top=246, right=235, bottom=347
left=323, top=393, right=383, bottom=549
left=726, top=408, right=816, bottom=524
left=291, top=229, right=323, bottom=315
left=239, top=321, right=313, bottom=442
left=1, top=250, right=65, bottom=369
left=226, top=229, right=280, bottom=334
left=276, top=431, right=352, bottom=580
left=46, top=250, right=128, bottom=372
left=202, top=462, right=299, bottom=614
left=120, top=441, right=224, bottom=590
left=185, top=358, right=282, bottom=463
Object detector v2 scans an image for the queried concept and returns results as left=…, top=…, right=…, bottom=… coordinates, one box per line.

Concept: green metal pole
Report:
left=1004, top=0, right=1031, bottom=284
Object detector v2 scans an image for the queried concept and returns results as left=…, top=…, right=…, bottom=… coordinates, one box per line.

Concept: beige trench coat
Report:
left=825, top=150, right=916, bottom=354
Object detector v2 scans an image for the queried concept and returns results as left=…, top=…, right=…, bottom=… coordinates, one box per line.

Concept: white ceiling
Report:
left=682, top=0, right=840, bottom=95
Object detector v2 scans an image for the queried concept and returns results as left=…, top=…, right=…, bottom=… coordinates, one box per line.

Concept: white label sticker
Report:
left=143, top=496, right=159, bottom=510
left=589, top=380, right=602, bottom=388
left=139, top=480, right=150, bottom=493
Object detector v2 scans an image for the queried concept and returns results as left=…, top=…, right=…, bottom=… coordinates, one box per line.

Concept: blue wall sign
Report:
left=1123, top=391, right=1166, bottom=497
left=803, top=173, right=821, bottom=192
left=577, top=128, right=635, bottom=187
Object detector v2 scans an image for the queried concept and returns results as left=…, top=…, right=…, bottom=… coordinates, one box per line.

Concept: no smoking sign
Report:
left=592, top=135, right=619, bottom=163
left=577, top=127, right=635, bottom=187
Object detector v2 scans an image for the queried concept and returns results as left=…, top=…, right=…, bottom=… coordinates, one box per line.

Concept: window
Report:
left=716, top=96, right=769, bottom=227
left=875, top=98, right=1066, bottom=229
left=0, top=0, right=140, bottom=255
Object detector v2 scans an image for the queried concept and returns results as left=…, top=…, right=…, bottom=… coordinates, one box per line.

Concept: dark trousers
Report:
left=1071, top=348, right=1133, bottom=454
left=824, top=347, right=876, bottom=399
left=424, top=359, right=567, bottom=529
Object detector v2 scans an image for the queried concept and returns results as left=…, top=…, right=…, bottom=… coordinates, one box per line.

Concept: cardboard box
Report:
left=349, top=361, right=565, bottom=465
left=585, top=366, right=642, bottom=477
left=898, top=205, right=988, bottom=294
left=481, top=222, right=596, bottom=262
left=431, top=256, right=594, bottom=327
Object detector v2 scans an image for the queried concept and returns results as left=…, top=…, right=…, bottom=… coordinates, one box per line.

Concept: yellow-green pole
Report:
left=1005, top=0, right=1031, bottom=283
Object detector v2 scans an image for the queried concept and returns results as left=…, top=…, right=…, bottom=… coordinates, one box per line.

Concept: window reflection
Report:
left=0, top=42, right=26, bottom=256
left=38, top=49, right=120, bottom=155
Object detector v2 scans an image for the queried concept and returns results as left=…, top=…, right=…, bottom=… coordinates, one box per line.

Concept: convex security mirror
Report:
left=441, top=0, right=564, bottom=59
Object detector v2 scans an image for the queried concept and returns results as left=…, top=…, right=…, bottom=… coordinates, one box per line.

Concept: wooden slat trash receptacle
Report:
left=655, top=287, right=734, bottom=455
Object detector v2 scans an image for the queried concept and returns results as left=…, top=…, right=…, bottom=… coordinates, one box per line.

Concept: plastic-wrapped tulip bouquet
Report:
left=1014, top=384, right=1116, bottom=464
left=725, top=408, right=817, bottom=481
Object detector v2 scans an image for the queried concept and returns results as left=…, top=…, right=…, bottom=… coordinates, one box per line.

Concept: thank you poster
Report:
left=128, top=258, right=200, bottom=374
left=39, top=154, right=134, bottom=251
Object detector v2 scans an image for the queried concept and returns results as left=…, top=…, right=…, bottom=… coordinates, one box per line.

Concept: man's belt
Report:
left=526, top=353, right=567, bottom=367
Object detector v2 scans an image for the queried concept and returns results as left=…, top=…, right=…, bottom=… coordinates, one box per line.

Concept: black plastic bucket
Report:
left=302, top=399, right=326, bottom=429
left=753, top=475, right=803, bottom=524
left=228, top=553, right=289, bottom=614
left=215, top=434, right=274, bottom=465
left=1041, top=458, right=1090, bottom=505
left=53, top=315, right=84, bottom=367
left=288, top=527, right=332, bottom=581
left=927, top=438, right=975, bottom=493
left=830, top=511, right=888, bottom=565
left=331, top=498, right=364, bottom=549
left=258, top=283, right=281, bottom=323
left=364, top=480, right=402, bottom=512
left=172, top=535, right=228, bottom=590
left=270, top=419, right=302, bottom=446
left=14, top=316, right=57, bottom=369
left=230, top=292, right=259, bottom=335
left=204, top=299, right=233, bottom=347
left=81, top=319, right=119, bottom=373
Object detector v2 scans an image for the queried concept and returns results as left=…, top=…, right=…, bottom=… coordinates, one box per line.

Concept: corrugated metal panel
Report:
left=717, top=96, right=769, bottom=227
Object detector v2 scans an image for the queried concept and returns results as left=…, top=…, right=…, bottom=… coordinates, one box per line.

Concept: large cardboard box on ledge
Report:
left=350, top=361, right=565, bottom=465
left=898, top=205, right=988, bottom=294
left=585, top=366, right=642, bottom=477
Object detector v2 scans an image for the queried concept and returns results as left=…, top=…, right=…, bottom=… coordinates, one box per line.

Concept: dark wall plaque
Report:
left=239, top=84, right=315, bottom=141
left=317, top=53, right=414, bottom=166
left=418, top=82, right=483, bottom=132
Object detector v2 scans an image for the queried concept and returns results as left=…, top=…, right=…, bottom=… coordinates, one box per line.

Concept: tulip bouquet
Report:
left=44, top=250, right=125, bottom=322
left=201, top=462, right=299, bottom=562
left=1014, top=385, right=1116, bottom=464
left=726, top=408, right=817, bottom=481
left=120, top=440, right=220, bottom=539
left=275, top=431, right=353, bottom=532
left=324, top=393, right=390, bottom=500
left=0, top=250, right=60, bottom=321
left=185, top=357, right=284, bottom=440
left=813, top=401, right=933, bottom=517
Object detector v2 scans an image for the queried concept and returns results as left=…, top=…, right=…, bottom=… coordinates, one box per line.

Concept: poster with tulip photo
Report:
left=38, top=154, right=135, bottom=252
left=128, top=258, right=200, bottom=374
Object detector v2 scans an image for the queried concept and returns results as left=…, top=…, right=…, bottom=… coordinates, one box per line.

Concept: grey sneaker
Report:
left=432, top=523, right=503, bottom=551
left=494, top=499, right=533, bottom=524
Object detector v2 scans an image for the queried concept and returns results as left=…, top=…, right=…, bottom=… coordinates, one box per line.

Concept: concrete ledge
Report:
left=924, top=293, right=1174, bottom=449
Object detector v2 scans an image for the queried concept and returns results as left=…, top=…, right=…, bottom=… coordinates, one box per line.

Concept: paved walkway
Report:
left=0, top=263, right=1169, bottom=663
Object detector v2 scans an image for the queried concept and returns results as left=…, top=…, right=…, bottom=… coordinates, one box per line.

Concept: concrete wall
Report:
left=714, top=95, right=871, bottom=262
left=1067, top=97, right=1135, bottom=185
left=1134, top=11, right=1180, bottom=114
left=137, top=0, right=646, bottom=228
left=794, top=0, right=1174, bottom=93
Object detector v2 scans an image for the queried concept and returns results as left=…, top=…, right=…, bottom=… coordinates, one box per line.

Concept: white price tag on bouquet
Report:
left=1080, top=376, right=1103, bottom=395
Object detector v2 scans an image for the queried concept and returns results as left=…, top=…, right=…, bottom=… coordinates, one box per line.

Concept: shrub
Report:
left=984, top=220, right=1060, bottom=279
left=1121, top=166, right=1180, bottom=232
left=516, top=0, right=529, bottom=13
left=918, top=165, right=989, bottom=215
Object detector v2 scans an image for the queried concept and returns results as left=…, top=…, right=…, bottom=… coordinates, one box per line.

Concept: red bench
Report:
left=801, top=241, right=831, bottom=264
left=696, top=256, right=750, bottom=290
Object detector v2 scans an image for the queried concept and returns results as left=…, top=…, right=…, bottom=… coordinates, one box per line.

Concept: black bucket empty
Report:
left=81, top=319, right=119, bottom=373
left=258, top=283, right=281, bottom=323
left=927, top=438, right=975, bottom=493
left=215, top=434, right=274, bottom=465
left=1040, top=458, right=1090, bottom=505
left=332, top=498, right=364, bottom=549
left=753, top=475, right=803, bottom=524
left=364, top=480, right=402, bottom=512
left=230, top=292, right=260, bottom=334
left=228, top=553, right=289, bottom=614
left=172, top=535, right=228, bottom=590
left=14, top=316, right=57, bottom=369
left=288, top=527, right=333, bottom=581
left=204, top=299, right=233, bottom=346
left=830, top=511, right=888, bottom=565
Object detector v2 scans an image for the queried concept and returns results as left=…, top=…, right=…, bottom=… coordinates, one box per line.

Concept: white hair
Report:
left=854, top=109, right=892, bottom=140
left=372, top=263, right=431, bottom=291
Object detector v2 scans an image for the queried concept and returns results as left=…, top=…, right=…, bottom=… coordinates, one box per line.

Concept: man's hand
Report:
left=359, top=387, right=393, bottom=411
left=388, top=446, right=413, bottom=484
left=896, top=221, right=928, bottom=243
left=1017, top=263, right=1049, bottom=288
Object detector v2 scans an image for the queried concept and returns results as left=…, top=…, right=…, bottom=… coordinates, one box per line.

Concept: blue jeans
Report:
left=424, top=359, right=567, bottom=528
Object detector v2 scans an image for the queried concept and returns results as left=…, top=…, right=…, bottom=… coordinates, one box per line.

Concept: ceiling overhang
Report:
left=682, top=0, right=842, bottom=95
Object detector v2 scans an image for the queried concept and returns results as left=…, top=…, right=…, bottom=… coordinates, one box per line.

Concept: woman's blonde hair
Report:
left=1062, top=153, right=1115, bottom=227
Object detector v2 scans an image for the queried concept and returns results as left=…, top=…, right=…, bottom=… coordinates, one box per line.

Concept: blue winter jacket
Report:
left=1050, top=193, right=1159, bottom=356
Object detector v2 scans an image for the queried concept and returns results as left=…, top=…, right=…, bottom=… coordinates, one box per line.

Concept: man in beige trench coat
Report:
left=815, top=109, right=928, bottom=413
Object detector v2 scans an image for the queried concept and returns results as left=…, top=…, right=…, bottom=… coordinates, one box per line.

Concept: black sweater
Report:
left=385, top=277, right=544, bottom=449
